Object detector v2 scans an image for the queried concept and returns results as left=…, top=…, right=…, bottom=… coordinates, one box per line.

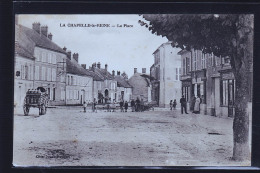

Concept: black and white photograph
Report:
left=13, top=14, right=253, bottom=166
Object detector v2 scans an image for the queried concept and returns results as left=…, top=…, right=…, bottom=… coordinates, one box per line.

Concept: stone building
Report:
left=150, top=42, right=182, bottom=108
left=14, top=23, right=67, bottom=106
left=128, top=68, right=151, bottom=102
left=113, top=71, right=133, bottom=102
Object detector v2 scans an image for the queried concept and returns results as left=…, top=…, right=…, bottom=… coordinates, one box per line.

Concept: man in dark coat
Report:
left=180, top=95, right=188, bottom=114
left=120, top=100, right=124, bottom=112
left=124, top=101, right=128, bottom=112
left=136, top=98, right=140, bottom=112
left=131, top=99, right=136, bottom=112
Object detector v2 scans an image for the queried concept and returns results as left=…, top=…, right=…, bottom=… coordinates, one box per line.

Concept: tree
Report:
left=140, top=14, right=253, bottom=161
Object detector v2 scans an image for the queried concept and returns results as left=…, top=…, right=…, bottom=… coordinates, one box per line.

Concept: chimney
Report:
left=112, top=70, right=115, bottom=76
left=105, top=64, right=108, bottom=71
left=81, top=64, right=86, bottom=69
left=134, top=68, right=137, bottom=74
left=32, top=22, right=41, bottom=34
left=47, top=33, right=53, bottom=40
left=142, top=68, right=146, bottom=74
left=41, top=26, right=48, bottom=37
left=97, top=62, right=101, bottom=69
left=63, top=47, right=67, bottom=51
left=73, top=53, right=79, bottom=62
left=67, top=50, right=71, bottom=60
left=117, top=71, right=120, bottom=76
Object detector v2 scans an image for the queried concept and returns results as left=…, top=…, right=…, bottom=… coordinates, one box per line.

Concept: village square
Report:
left=13, top=14, right=252, bottom=166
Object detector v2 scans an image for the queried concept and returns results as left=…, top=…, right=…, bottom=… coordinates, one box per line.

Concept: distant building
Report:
left=128, top=68, right=151, bottom=102
left=113, top=71, right=133, bottom=102
left=151, top=42, right=182, bottom=108
left=89, top=63, right=117, bottom=103
left=65, top=53, right=93, bottom=105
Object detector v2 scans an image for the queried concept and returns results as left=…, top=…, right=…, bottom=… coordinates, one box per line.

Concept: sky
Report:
left=18, top=15, right=168, bottom=77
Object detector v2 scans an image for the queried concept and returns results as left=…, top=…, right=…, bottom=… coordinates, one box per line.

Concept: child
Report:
left=83, top=101, right=87, bottom=113
left=170, top=100, right=173, bottom=111
left=173, top=99, right=177, bottom=110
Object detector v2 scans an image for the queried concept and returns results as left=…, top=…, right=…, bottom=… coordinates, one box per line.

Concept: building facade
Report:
left=128, top=68, right=151, bottom=102
left=179, top=48, right=252, bottom=118
left=151, top=42, right=182, bottom=108
left=114, top=71, right=133, bottom=102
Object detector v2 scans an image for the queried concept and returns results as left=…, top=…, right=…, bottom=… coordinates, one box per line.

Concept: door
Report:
left=228, top=80, right=235, bottom=117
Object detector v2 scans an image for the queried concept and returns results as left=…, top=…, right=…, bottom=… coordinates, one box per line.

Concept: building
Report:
left=151, top=42, right=182, bottom=108
left=65, top=53, right=94, bottom=105
left=14, top=25, right=35, bottom=107
left=16, top=23, right=68, bottom=106
left=179, top=48, right=253, bottom=118
left=89, top=62, right=117, bottom=103
left=113, top=71, right=133, bottom=102
left=128, top=68, right=151, bottom=102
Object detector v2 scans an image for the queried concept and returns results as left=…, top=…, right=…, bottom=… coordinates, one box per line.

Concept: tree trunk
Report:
left=232, top=14, right=253, bottom=161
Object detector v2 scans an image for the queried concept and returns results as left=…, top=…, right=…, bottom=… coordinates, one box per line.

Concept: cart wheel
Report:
left=23, top=106, right=29, bottom=116
left=41, top=105, right=46, bottom=115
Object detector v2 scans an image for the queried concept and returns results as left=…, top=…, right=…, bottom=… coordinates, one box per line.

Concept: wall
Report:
left=14, top=55, right=34, bottom=107
left=66, top=74, right=93, bottom=105
left=158, top=43, right=182, bottom=107
left=128, top=73, right=149, bottom=102
left=33, top=47, right=67, bottom=105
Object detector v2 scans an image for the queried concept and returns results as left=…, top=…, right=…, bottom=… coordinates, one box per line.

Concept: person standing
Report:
left=136, top=98, right=140, bottom=112
left=120, top=100, right=124, bottom=112
left=124, top=101, right=128, bottom=112
left=173, top=99, right=177, bottom=110
left=170, top=100, right=173, bottom=111
left=131, top=99, right=136, bottom=112
left=180, top=95, right=188, bottom=114
left=193, top=96, right=201, bottom=114
left=92, top=98, right=97, bottom=113
left=140, top=98, right=144, bottom=112
left=83, top=101, right=87, bottom=113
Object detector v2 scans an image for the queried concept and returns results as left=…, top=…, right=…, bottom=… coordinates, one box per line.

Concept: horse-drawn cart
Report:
left=23, top=87, right=49, bottom=116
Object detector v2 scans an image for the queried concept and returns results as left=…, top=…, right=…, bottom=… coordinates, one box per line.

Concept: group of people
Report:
left=179, top=95, right=202, bottom=114
left=83, top=97, right=146, bottom=113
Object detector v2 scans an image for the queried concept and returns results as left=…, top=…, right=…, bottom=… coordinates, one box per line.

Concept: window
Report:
left=52, top=68, right=56, bottom=81
left=35, top=50, right=40, bottom=61
left=111, top=82, right=116, bottom=90
left=182, top=58, right=186, bottom=75
left=67, top=76, right=70, bottom=85
left=47, top=68, right=51, bottom=81
left=48, top=53, right=52, bottom=63
left=24, top=65, right=28, bottom=80
left=182, top=86, right=190, bottom=102
left=193, top=50, right=197, bottom=71
left=41, top=66, right=46, bottom=80
left=221, top=79, right=235, bottom=106
left=52, top=54, right=57, bottom=64
left=186, top=57, right=190, bottom=73
left=71, top=76, right=73, bottom=85
left=202, top=53, right=206, bottom=69
left=42, top=52, right=46, bottom=62
left=35, top=66, right=39, bottom=80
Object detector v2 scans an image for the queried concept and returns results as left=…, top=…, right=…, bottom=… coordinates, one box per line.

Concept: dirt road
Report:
left=13, top=106, right=250, bottom=166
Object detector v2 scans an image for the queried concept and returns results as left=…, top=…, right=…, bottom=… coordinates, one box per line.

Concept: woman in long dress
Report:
left=193, top=96, right=201, bottom=114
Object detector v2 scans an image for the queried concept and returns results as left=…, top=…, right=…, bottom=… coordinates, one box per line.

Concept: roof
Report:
left=177, top=49, right=190, bottom=55
left=152, top=41, right=173, bottom=55
left=129, top=73, right=151, bottom=87
left=92, top=67, right=114, bottom=80
left=16, top=24, right=66, bottom=55
left=15, top=25, right=35, bottom=59
left=66, top=59, right=94, bottom=77
left=114, top=75, right=133, bottom=88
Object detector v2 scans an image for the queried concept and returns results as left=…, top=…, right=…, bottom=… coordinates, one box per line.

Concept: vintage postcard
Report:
left=13, top=14, right=253, bottom=166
